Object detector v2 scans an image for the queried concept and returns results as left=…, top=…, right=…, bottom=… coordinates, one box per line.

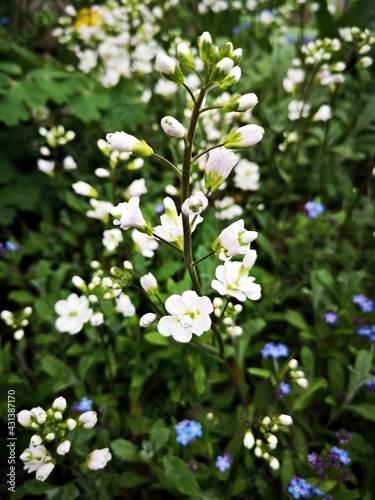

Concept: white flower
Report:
left=211, top=250, right=261, bottom=301
left=102, top=228, right=123, bottom=251
left=106, top=131, right=153, bottom=157
left=125, top=178, right=147, bottom=198
left=288, top=359, right=298, bottom=369
left=131, top=229, right=158, bottom=258
left=37, top=159, right=55, bottom=175
left=283, top=68, right=305, bottom=93
left=90, top=312, right=104, bottom=326
left=233, top=159, right=260, bottom=191
left=72, top=181, right=98, bottom=198
left=110, top=197, right=149, bottom=232
left=160, top=116, right=186, bottom=138
left=86, top=199, right=113, bottom=223
left=181, top=191, right=208, bottom=215
left=140, top=273, right=158, bottom=294
left=52, top=397, right=67, bottom=412
left=56, top=440, right=71, bottom=456
left=115, top=293, right=136, bottom=317
left=78, top=411, right=98, bottom=429
left=288, top=100, right=310, bottom=120
left=278, top=414, right=293, bottom=426
left=357, top=56, right=373, bottom=69
left=157, top=291, right=213, bottom=343
left=20, top=444, right=51, bottom=474
left=63, top=156, right=77, bottom=170
left=220, top=66, right=241, bottom=89
left=86, top=448, right=112, bottom=470
left=140, top=313, right=156, bottom=327
left=72, top=275, right=86, bottom=290
left=204, top=148, right=238, bottom=192
left=215, top=196, right=243, bottom=220
left=213, top=219, right=258, bottom=261
left=224, top=124, right=264, bottom=149
left=313, top=104, right=332, bottom=122
left=267, top=434, right=278, bottom=449
left=153, top=197, right=202, bottom=250
left=45, top=433, right=55, bottom=442
left=17, top=410, right=32, bottom=427
left=243, top=430, right=255, bottom=449
left=54, top=294, right=93, bottom=334
left=36, top=462, right=55, bottom=481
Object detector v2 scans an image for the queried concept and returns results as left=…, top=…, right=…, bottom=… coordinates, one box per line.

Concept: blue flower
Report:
left=287, top=477, right=311, bottom=499
left=330, top=446, right=351, bottom=465
left=215, top=454, right=231, bottom=472
left=311, top=485, right=325, bottom=496
left=324, top=311, right=338, bottom=325
left=357, top=325, right=375, bottom=342
left=262, top=342, right=289, bottom=359
left=304, top=201, right=326, bottom=218
left=365, top=377, right=375, bottom=393
left=277, top=382, right=291, bottom=398
left=353, top=294, right=374, bottom=313
left=175, top=419, right=202, bottom=446
left=75, top=396, right=93, bottom=412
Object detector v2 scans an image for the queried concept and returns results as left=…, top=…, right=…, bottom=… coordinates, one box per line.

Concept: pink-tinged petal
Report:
left=172, top=325, right=193, bottom=343
left=157, top=316, right=177, bottom=336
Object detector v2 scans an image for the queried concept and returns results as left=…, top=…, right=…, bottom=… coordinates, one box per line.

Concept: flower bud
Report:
left=45, top=433, right=55, bottom=442
left=106, top=132, right=153, bottom=157
left=177, top=42, right=195, bottom=69
left=269, top=457, right=280, bottom=470
left=243, top=430, right=255, bottom=449
left=211, top=57, right=234, bottom=81
left=139, top=313, right=156, bottom=327
left=36, top=463, right=55, bottom=482
left=198, top=32, right=216, bottom=62
left=219, top=66, right=241, bottom=90
left=66, top=418, right=77, bottom=431
left=181, top=191, right=208, bottom=215
left=52, top=397, right=67, bottom=412
left=288, top=359, right=298, bottom=370
left=155, top=54, right=184, bottom=84
left=278, top=414, right=293, bottom=426
left=222, top=93, right=258, bottom=112
left=140, top=273, right=158, bottom=294
left=296, top=377, right=309, bottom=388
left=160, top=116, right=186, bottom=139
left=79, top=411, right=98, bottom=428
left=72, top=181, right=98, bottom=198
left=224, top=124, right=264, bottom=149
left=57, top=440, right=71, bottom=455
left=30, top=434, right=43, bottom=446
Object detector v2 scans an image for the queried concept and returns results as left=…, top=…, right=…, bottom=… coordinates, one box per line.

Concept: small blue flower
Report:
left=311, top=485, right=325, bottom=496
left=304, top=201, right=326, bottom=218
left=357, top=325, right=375, bottom=342
left=4, top=241, right=19, bottom=251
left=330, top=446, right=351, bottom=465
left=324, top=311, right=338, bottom=325
left=365, top=377, right=375, bottom=393
left=215, top=454, right=231, bottom=472
left=287, top=477, right=311, bottom=499
left=154, top=204, right=165, bottom=215
left=75, top=396, right=93, bottom=412
left=175, top=419, right=202, bottom=446
left=277, top=382, right=291, bottom=398
left=262, top=342, right=289, bottom=359
left=353, top=294, right=374, bottom=313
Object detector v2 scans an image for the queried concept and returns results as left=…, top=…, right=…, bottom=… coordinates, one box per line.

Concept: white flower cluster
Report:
left=53, top=1, right=172, bottom=87
left=37, top=125, right=76, bottom=176
left=287, top=358, right=309, bottom=388
left=339, top=26, right=375, bottom=69
left=17, top=397, right=110, bottom=481
left=213, top=298, right=244, bottom=337
left=1, top=307, right=32, bottom=340
left=243, top=414, right=293, bottom=470
left=54, top=261, right=136, bottom=334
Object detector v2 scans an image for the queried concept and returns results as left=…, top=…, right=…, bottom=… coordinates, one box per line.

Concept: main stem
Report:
left=181, top=85, right=207, bottom=296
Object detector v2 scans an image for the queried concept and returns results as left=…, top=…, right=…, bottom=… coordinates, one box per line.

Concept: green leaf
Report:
left=292, top=378, right=327, bottom=411
left=118, top=471, right=150, bottom=488
left=327, top=359, right=345, bottom=393
left=8, top=290, right=35, bottom=304
left=344, top=403, right=375, bottom=423
left=281, top=449, right=295, bottom=492
left=347, top=349, right=372, bottom=401
left=150, top=420, right=170, bottom=452
left=162, top=456, right=203, bottom=496
left=248, top=367, right=272, bottom=379
left=110, top=439, right=143, bottom=462
left=0, top=62, right=22, bottom=75
left=285, top=309, right=309, bottom=330
left=144, top=332, right=170, bottom=346
left=69, top=91, right=110, bottom=122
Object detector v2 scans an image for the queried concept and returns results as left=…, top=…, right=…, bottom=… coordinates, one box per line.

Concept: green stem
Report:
left=193, top=250, right=215, bottom=267
left=152, top=153, right=181, bottom=178
left=183, top=83, right=196, bottom=103
left=130, top=283, right=164, bottom=316
left=215, top=298, right=230, bottom=328
left=155, top=294, right=167, bottom=314
left=191, top=142, right=225, bottom=164
left=153, top=232, right=183, bottom=253
left=199, top=105, right=223, bottom=113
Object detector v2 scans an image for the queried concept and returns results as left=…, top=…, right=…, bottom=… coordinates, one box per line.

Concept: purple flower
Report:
left=329, top=446, right=351, bottom=466
left=304, top=201, right=326, bottom=218
left=353, top=294, right=374, bottom=313
left=365, top=377, right=375, bottom=394
left=277, top=382, right=291, bottom=398
left=215, top=453, right=231, bottom=472
left=336, top=429, right=352, bottom=445
left=324, top=311, right=338, bottom=325
left=261, top=342, right=289, bottom=359
left=74, top=396, right=93, bottom=412
left=175, top=419, right=202, bottom=446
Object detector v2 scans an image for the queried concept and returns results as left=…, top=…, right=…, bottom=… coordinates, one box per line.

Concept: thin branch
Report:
left=191, top=142, right=225, bottom=163
left=152, top=153, right=182, bottom=178
left=193, top=251, right=215, bottom=267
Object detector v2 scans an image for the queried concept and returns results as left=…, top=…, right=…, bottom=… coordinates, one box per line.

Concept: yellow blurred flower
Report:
left=74, top=8, right=101, bottom=28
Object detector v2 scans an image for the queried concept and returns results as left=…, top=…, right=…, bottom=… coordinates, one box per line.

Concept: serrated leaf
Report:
left=69, top=91, right=110, bottom=122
